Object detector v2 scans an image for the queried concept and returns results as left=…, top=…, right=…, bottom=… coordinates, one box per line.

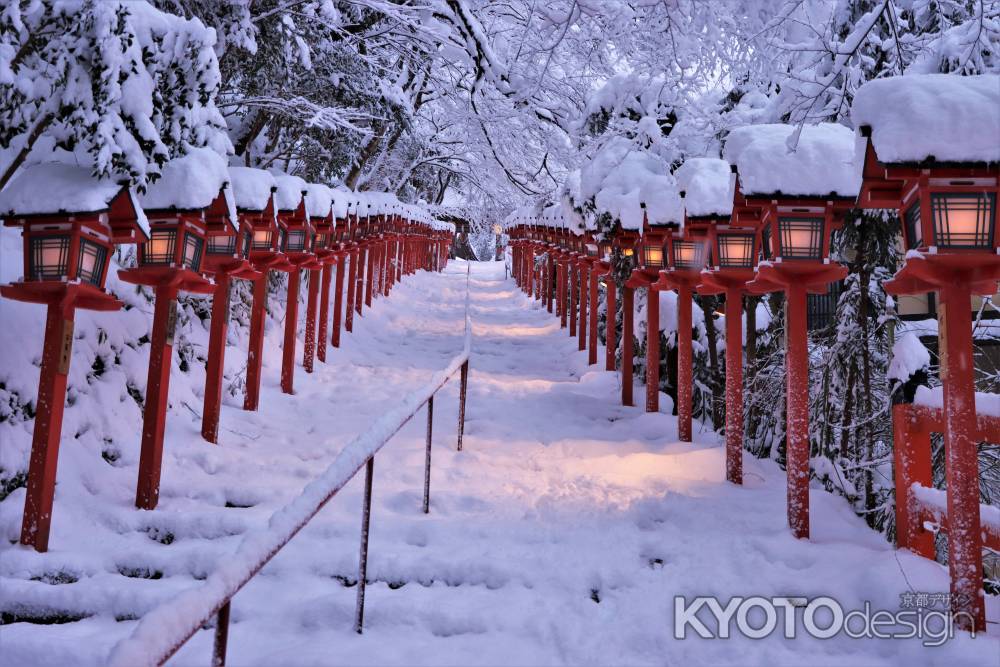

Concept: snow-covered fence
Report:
left=106, top=267, right=473, bottom=667
left=892, top=395, right=1000, bottom=567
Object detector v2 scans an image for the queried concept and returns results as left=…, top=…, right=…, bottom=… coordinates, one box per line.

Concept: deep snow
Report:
left=1, top=262, right=997, bottom=665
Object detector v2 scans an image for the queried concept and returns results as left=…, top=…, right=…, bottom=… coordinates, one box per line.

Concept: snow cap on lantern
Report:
left=229, top=167, right=283, bottom=257
left=0, top=162, right=148, bottom=296
left=675, top=157, right=734, bottom=220
left=270, top=172, right=312, bottom=255
left=140, top=148, right=239, bottom=268
left=305, top=183, right=334, bottom=252
left=724, top=123, right=859, bottom=264
left=853, top=74, right=1000, bottom=255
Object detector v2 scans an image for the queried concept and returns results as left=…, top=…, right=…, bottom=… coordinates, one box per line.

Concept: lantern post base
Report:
left=2, top=283, right=121, bottom=552
left=749, top=261, right=847, bottom=539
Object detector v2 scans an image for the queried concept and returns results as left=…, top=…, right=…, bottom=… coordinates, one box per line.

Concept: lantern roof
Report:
left=139, top=148, right=237, bottom=232
left=270, top=172, right=309, bottom=213
left=0, top=161, right=150, bottom=238
left=304, top=183, right=334, bottom=220
left=675, top=157, right=734, bottom=218
left=852, top=74, right=1000, bottom=166
left=724, top=123, right=860, bottom=198
left=228, top=167, right=277, bottom=214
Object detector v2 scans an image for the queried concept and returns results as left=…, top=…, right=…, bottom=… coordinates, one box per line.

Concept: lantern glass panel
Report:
left=672, top=240, right=706, bottom=270
left=599, top=242, right=612, bottom=259
left=586, top=243, right=599, bottom=257
left=29, top=235, right=70, bottom=281
left=252, top=229, right=273, bottom=250
left=778, top=217, right=824, bottom=260
left=181, top=233, right=204, bottom=271
left=643, top=243, right=664, bottom=268
left=286, top=230, right=307, bottom=252
left=207, top=234, right=237, bottom=255
left=903, top=201, right=923, bottom=250
left=717, top=233, right=755, bottom=269
left=143, top=229, right=177, bottom=265
left=77, top=238, right=108, bottom=287
left=931, top=193, right=995, bottom=249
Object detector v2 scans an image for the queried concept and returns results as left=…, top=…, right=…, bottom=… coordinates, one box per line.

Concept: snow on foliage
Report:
left=574, top=136, right=681, bottom=231
left=852, top=74, right=1000, bottom=164
left=0, top=162, right=134, bottom=217
left=887, top=333, right=931, bottom=382
left=724, top=123, right=860, bottom=198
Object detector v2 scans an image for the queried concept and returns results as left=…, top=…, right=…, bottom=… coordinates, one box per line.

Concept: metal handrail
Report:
left=108, top=265, right=472, bottom=667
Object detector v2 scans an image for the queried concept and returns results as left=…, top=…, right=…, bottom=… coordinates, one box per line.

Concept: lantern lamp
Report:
left=714, top=229, right=758, bottom=269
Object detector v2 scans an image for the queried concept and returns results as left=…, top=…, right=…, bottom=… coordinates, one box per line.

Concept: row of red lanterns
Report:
left=0, top=157, right=454, bottom=554
left=508, top=124, right=998, bottom=631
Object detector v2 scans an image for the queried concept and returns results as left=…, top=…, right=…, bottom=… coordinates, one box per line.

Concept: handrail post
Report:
left=457, top=360, right=469, bottom=451
left=354, top=456, right=375, bottom=634
left=212, top=601, right=231, bottom=667
left=423, top=396, right=434, bottom=514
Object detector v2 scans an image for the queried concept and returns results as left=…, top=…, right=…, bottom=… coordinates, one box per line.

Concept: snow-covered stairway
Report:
left=2, top=262, right=995, bottom=665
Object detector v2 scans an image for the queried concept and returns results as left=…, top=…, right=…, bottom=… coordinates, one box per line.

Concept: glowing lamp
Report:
left=669, top=237, right=707, bottom=271
left=714, top=229, right=758, bottom=269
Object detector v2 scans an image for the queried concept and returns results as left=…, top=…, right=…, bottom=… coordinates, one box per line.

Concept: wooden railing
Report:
left=107, top=266, right=473, bottom=667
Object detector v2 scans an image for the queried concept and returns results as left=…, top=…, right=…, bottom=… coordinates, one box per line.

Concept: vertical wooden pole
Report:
left=423, top=396, right=434, bottom=514
left=588, top=271, right=599, bottom=366
left=578, top=265, right=588, bottom=352
left=317, top=263, right=332, bottom=363
left=354, top=246, right=365, bottom=315
left=303, top=268, right=319, bottom=373
left=784, top=283, right=810, bottom=540
left=622, top=286, right=634, bottom=407
left=891, top=404, right=934, bottom=559
left=212, top=601, right=231, bottom=667
left=724, top=288, right=743, bottom=484
left=333, top=257, right=346, bottom=346
left=569, top=265, right=577, bottom=338
left=202, top=274, right=231, bottom=443
left=346, top=250, right=357, bottom=332
left=939, top=285, right=986, bottom=631
left=547, top=255, right=555, bottom=313
left=136, top=284, right=180, bottom=510
left=354, top=456, right=375, bottom=634
left=280, top=268, right=300, bottom=394
left=605, top=277, right=617, bottom=372
left=244, top=272, right=267, bottom=411
left=457, top=360, right=469, bottom=451
left=677, top=285, right=693, bottom=442
left=19, top=295, right=76, bottom=552
left=364, top=243, right=375, bottom=308
left=646, top=285, right=659, bottom=413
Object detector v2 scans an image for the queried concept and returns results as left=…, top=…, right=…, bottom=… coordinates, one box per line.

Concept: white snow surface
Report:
left=852, top=74, right=1000, bottom=164
left=0, top=260, right=996, bottom=665
left=304, top=183, right=334, bottom=220
left=270, top=172, right=308, bottom=213
left=914, top=385, right=1000, bottom=418
left=888, top=333, right=931, bottom=382
left=724, top=123, right=861, bottom=197
left=0, top=162, right=131, bottom=217
left=139, top=148, right=238, bottom=231
left=228, top=167, right=276, bottom=213
left=675, top=157, right=734, bottom=218
left=576, top=136, right=683, bottom=230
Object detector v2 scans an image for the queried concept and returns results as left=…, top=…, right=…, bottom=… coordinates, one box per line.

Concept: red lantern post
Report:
left=1, top=164, right=147, bottom=551
left=728, top=123, right=856, bottom=541
left=617, top=231, right=639, bottom=406
left=854, top=74, right=999, bottom=630
left=303, top=183, right=335, bottom=371
left=199, top=169, right=259, bottom=445
left=121, top=153, right=224, bottom=510
left=271, top=174, right=319, bottom=395
left=629, top=204, right=682, bottom=414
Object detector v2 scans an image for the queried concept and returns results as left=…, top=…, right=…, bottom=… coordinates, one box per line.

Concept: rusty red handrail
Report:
left=108, top=265, right=472, bottom=667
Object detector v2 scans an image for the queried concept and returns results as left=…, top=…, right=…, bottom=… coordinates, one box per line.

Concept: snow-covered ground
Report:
left=1, top=261, right=997, bottom=665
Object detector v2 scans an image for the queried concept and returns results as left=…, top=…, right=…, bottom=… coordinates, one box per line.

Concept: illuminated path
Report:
left=4, top=262, right=993, bottom=665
